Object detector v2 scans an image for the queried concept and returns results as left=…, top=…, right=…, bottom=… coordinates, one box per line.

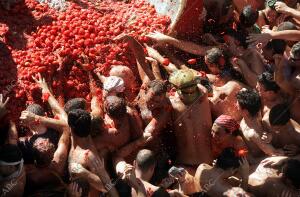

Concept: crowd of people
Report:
left=1, top=0, right=300, bottom=196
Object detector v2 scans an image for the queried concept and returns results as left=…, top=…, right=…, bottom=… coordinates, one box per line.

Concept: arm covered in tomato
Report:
left=32, top=73, right=68, bottom=123
left=146, top=31, right=213, bottom=56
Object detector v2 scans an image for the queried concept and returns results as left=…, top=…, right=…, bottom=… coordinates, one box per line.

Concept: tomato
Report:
left=187, top=59, right=197, bottom=65
left=162, top=58, right=170, bottom=66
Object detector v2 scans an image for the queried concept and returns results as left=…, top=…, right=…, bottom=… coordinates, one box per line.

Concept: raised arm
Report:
left=251, top=132, right=283, bottom=156
left=273, top=54, right=295, bottom=96
left=8, top=121, right=18, bottom=145
left=20, top=111, right=67, bottom=132
left=32, top=73, right=67, bottom=123
left=50, top=126, right=70, bottom=175
left=115, top=34, right=155, bottom=83
left=247, top=30, right=300, bottom=47
left=146, top=31, right=213, bottom=56
left=89, top=156, right=119, bottom=197
left=144, top=44, right=178, bottom=74
left=275, top=1, right=300, bottom=21
left=69, top=162, right=107, bottom=192
left=0, top=94, right=9, bottom=120
left=231, top=58, right=257, bottom=88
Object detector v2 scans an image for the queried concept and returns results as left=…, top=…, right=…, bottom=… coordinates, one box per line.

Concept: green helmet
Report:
left=169, top=69, right=197, bottom=89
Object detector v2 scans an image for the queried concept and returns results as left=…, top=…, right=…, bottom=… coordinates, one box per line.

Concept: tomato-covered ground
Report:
left=0, top=0, right=170, bottom=122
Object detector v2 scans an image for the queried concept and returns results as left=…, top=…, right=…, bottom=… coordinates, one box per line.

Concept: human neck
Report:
left=73, top=135, right=90, bottom=148
left=32, top=126, right=47, bottom=135
left=135, top=169, right=151, bottom=182
left=243, top=115, right=261, bottom=127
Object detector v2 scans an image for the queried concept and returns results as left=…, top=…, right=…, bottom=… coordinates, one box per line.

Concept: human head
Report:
left=145, top=80, right=167, bottom=110
left=134, top=149, right=156, bottom=181
left=64, top=98, right=87, bottom=114
left=282, top=159, right=300, bottom=189
left=33, top=137, right=56, bottom=167
left=103, top=76, right=125, bottom=96
left=257, top=72, right=280, bottom=99
left=215, top=147, right=240, bottom=171
left=25, top=104, right=46, bottom=132
left=236, top=88, right=261, bottom=117
left=205, top=48, right=226, bottom=75
left=169, top=69, right=200, bottom=104
left=68, top=109, right=91, bottom=138
left=264, top=1, right=279, bottom=24
left=289, top=42, right=300, bottom=65
left=269, top=103, right=290, bottom=127
left=109, top=65, right=136, bottom=90
left=211, top=115, right=240, bottom=145
left=262, top=39, right=286, bottom=61
left=26, top=103, right=45, bottom=116
left=218, top=0, right=234, bottom=24
left=0, top=144, right=23, bottom=177
left=104, top=96, right=127, bottom=119
left=240, top=5, right=258, bottom=28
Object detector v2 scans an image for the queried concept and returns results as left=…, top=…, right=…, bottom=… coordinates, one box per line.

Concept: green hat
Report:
left=169, top=69, right=197, bottom=89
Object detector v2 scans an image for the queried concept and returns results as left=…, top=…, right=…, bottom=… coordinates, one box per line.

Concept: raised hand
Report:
left=274, top=2, right=290, bottom=15
left=91, top=157, right=105, bottom=175
left=238, top=156, right=250, bottom=177
left=247, top=33, right=272, bottom=48
left=114, top=33, right=131, bottom=42
left=0, top=94, right=9, bottom=118
left=68, top=182, right=82, bottom=197
left=146, top=31, right=170, bottom=43
left=19, top=111, right=37, bottom=125
left=32, top=73, right=50, bottom=93
left=284, top=144, right=300, bottom=156
left=261, top=156, right=288, bottom=167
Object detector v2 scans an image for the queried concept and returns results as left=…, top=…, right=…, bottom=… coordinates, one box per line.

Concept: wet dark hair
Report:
left=215, top=147, right=240, bottom=170
left=291, top=42, right=300, bottom=60
left=221, top=0, right=233, bottom=17
left=264, top=39, right=287, bottom=55
left=136, top=149, right=156, bottom=172
left=64, top=98, right=87, bottom=114
left=277, top=21, right=297, bottom=31
left=105, top=96, right=127, bottom=119
left=240, top=5, right=258, bottom=28
left=151, top=187, right=171, bottom=197
left=68, top=109, right=91, bottom=137
left=206, top=47, right=224, bottom=65
left=269, top=103, right=290, bottom=126
left=0, top=144, right=22, bottom=163
left=283, top=159, right=300, bottom=189
left=258, top=72, right=280, bottom=92
left=148, top=80, right=167, bottom=96
left=26, top=104, right=45, bottom=116
left=237, top=89, right=261, bottom=117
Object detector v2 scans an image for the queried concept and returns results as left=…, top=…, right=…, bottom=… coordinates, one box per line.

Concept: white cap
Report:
left=103, top=76, right=125, bottom=93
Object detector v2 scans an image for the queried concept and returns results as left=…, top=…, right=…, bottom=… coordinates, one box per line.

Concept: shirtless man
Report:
left=237, top=88, right=283, bottom=163
left=115, top=149, right=186, bottom=197
left=264, top=103, right=300, bottom=156
left=174, top=148, right=250, bottom=196
left=248, top=156, right=300, bottom=196
left=67, top=109, right=118, bottom=197
left=273, top=42, right=300, bottom=123
left=211, top=115, right=247, bottom=158
left=168, top=69, right=213, bottom=168
left=92, top=95, right=143, bottom=156
left=256, top=72, right=283, bottom=117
